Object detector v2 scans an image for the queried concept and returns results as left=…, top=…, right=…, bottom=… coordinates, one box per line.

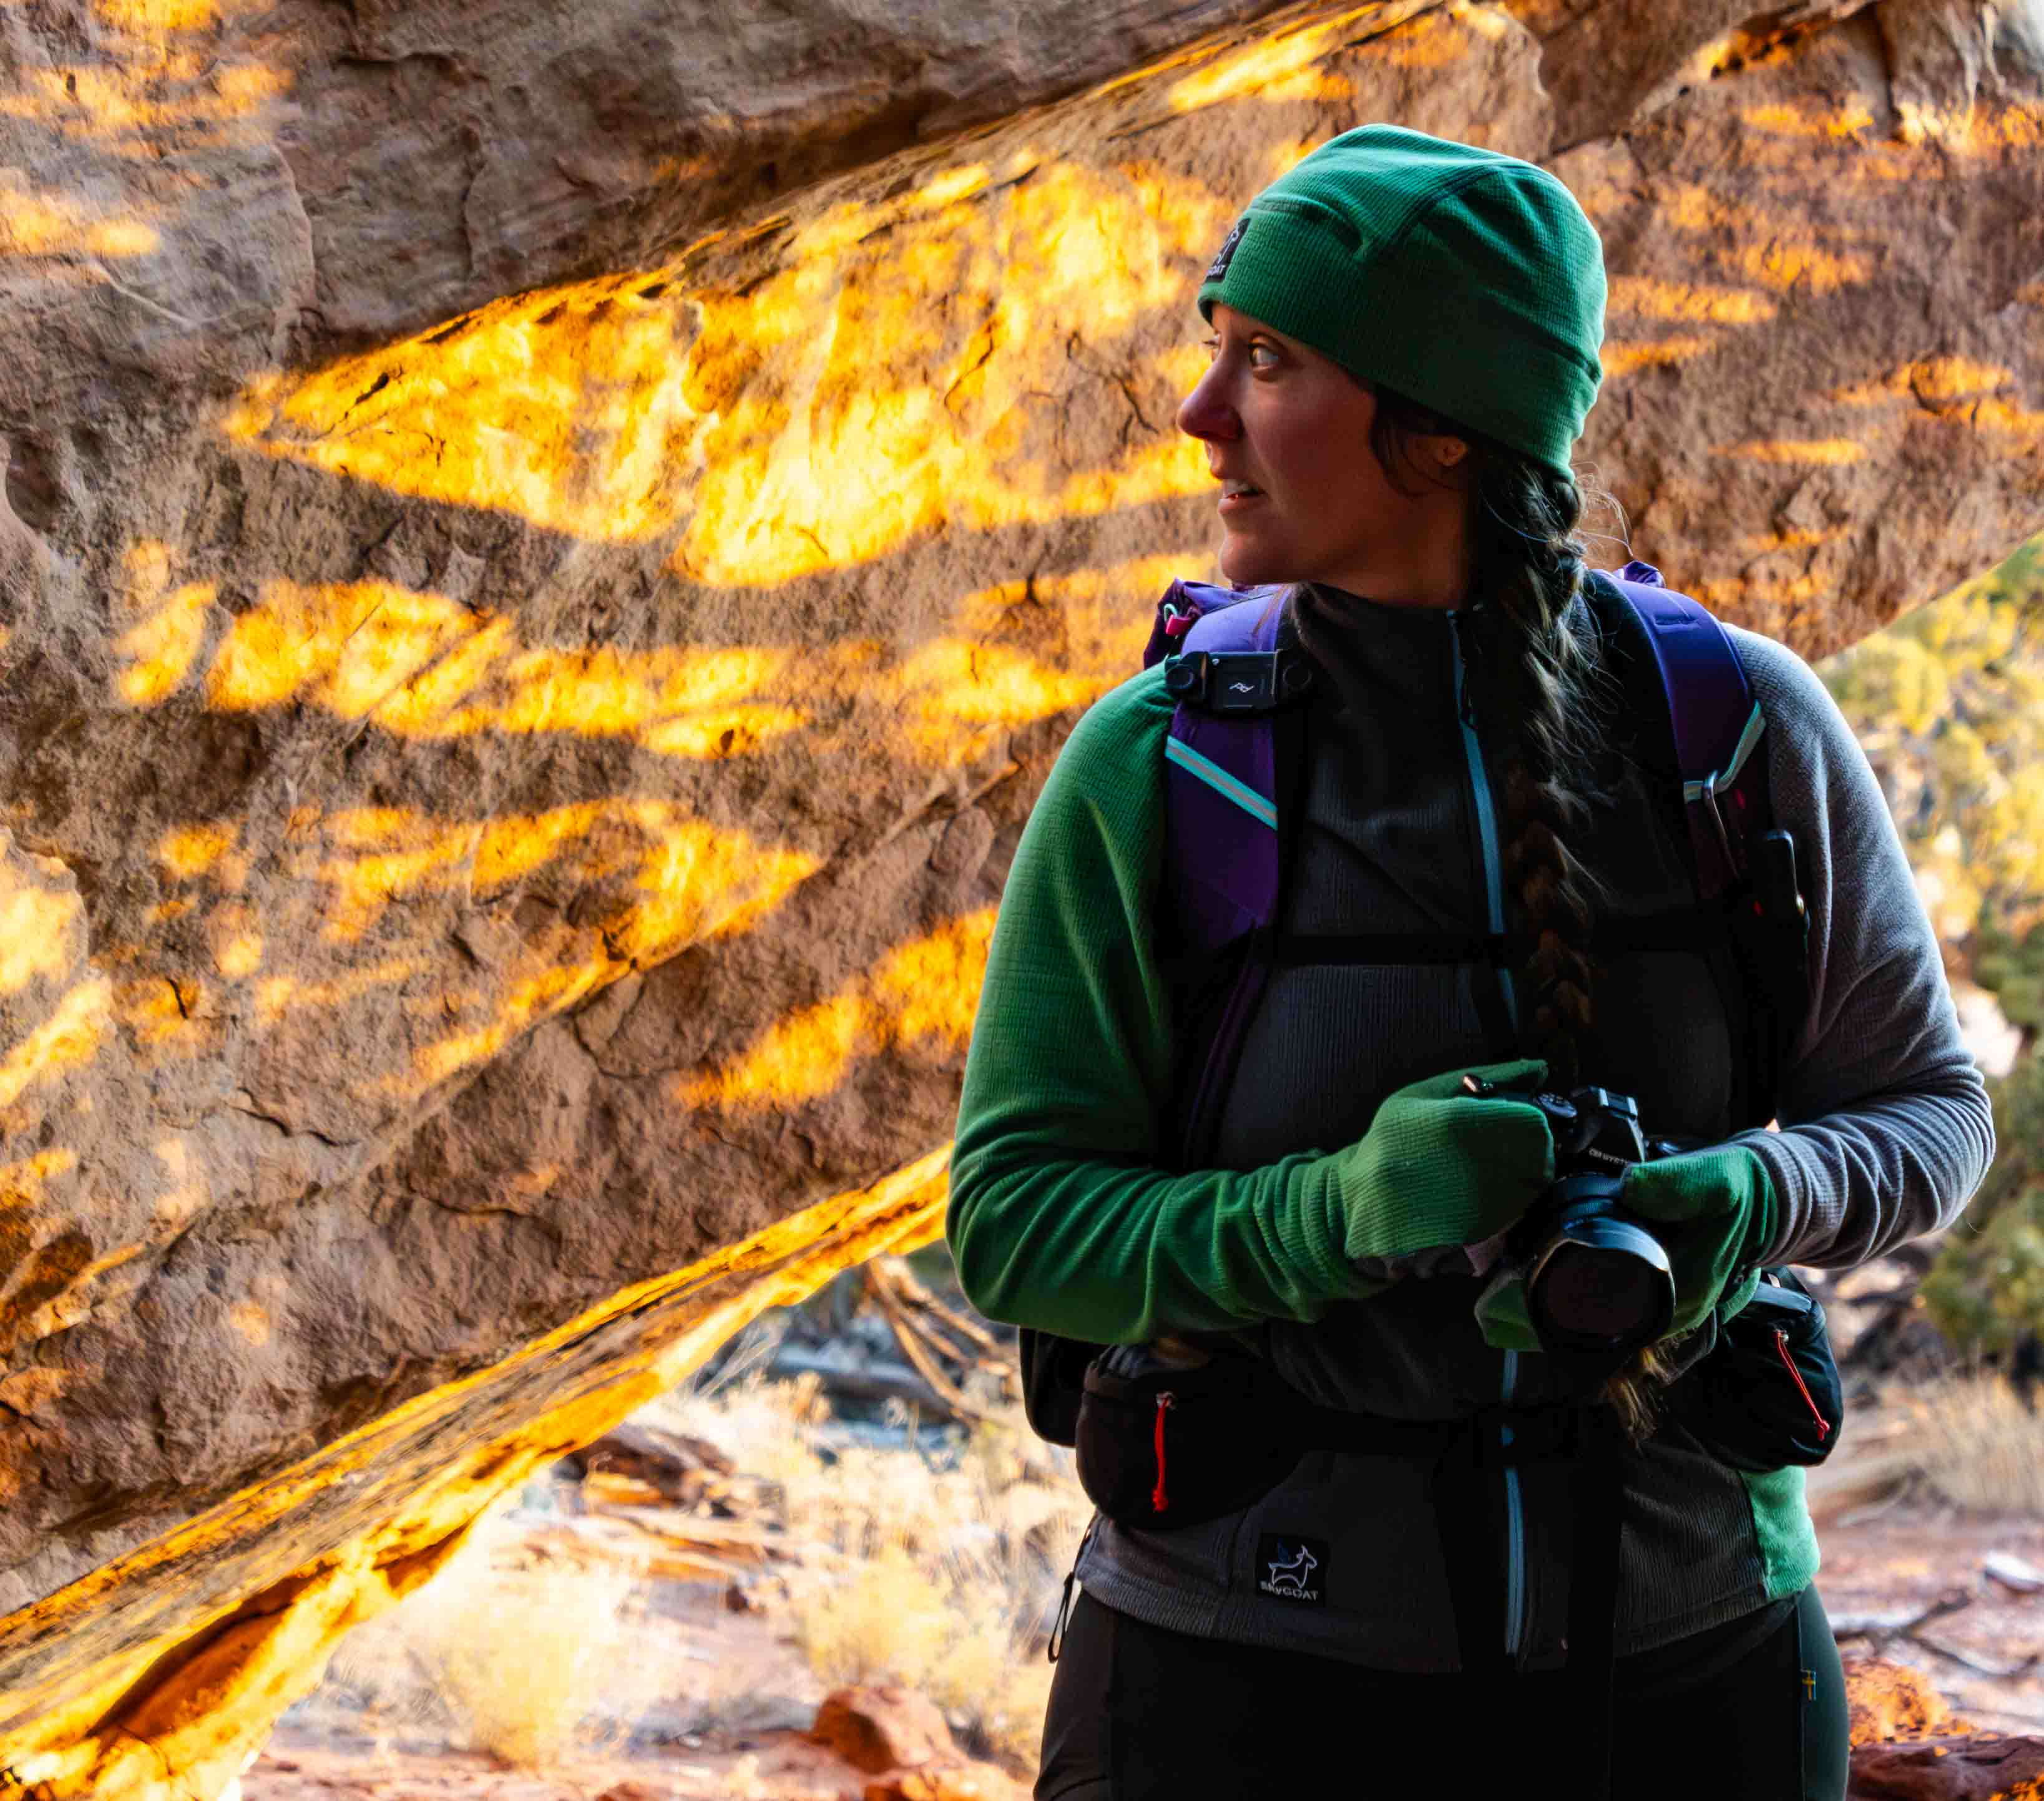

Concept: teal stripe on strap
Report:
left=1164, top=736, right=1278, bottom=829
left=1682, top=702, right=1766, bottom=801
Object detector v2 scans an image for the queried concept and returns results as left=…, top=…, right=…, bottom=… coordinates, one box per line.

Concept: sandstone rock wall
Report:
left=0, top=0, right=2041, bottom=1790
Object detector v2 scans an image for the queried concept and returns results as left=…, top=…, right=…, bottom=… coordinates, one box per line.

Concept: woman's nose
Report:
left=1176, top=361, right=1239, bottom=442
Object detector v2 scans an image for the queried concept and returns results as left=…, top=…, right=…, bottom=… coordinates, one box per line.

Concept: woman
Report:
left=947, top=126, right=1992, bottom=1799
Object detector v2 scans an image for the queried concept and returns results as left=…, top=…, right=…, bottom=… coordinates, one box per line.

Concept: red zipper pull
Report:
left=1774, top=1328, right=1830, bottom=1441
left=1152, top=1392, right=1176, bottom=1514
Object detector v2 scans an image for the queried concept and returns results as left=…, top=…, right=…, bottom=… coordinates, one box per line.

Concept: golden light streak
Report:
left=114, top=978, right=189, bottom=1050
left=0, top=979, right=110, bottom=1109
left=1163, top=7, right=1366, bottom=110
left=1906, top=356, right=2012, bottom=403
left=198, top=578, right=809, bottom=756
left=268, top=800, right=817, bottom=1032
left=1372, top=5, right=1480, bottom=68
left=116, top=582, right=214, bottom=705
left=409, top=961, right=620, bottom=1089
left=0, top=1150, right=79, bottom=1193
left=676, top=993, right=865, bottom=1113
left=1657, top=183, right=1869, bottom=296
left=207, top=579, right=493, bottom=718
left=1601, top=337, right=1711, bottom=379
left=1718, top=437, right=1869, bottom=466
left=0, top=881, right=82, bottom=997
left=891, top=640, right=1123, bottom=761
left=154, top=824, right=238, bottom=882
left=0, top=57, right=290, bottom=154
left=1741, top=100, right=1878, bottom=140
left=1734, top=239, right=1868, bottom=296
left=222, top=278, right=705, bottom=546
left=677, top=909, right=994, bottom=1113
left=1738, top=527, right=1847, bottom=554
left=0, top=170, right=160, bottom=259
left=95, top=0, right=226, bottom=28
left=1605, top=276, right=1777, bottom=326
left=870, top=909, right=997, bottom=1051
left=207, top=904, right=263, bottom=979
left=252, top=959, right=426, bottom=1030
left=226, top=155, right=1218, bottom=585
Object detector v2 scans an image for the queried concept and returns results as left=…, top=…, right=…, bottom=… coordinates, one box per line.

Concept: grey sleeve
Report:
left=1723, top=627, right=1994, bottom=1270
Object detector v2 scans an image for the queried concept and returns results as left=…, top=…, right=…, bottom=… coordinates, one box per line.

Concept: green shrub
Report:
left=1922, top=1045, right=2044, bottom=1354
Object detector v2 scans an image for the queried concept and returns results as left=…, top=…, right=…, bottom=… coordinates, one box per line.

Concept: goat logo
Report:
left=1205, top=216, right=1248, bottom=283
left=1256, top=1533, right=1329, bottom=1604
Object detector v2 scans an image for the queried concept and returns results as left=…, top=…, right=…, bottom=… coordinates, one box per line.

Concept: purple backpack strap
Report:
left=1150, top=583, right=1291, bottom=1164
left=1599, top=560, right=1768, bottom=902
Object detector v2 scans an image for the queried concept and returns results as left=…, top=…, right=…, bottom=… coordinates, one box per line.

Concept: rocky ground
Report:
left=238, top=1502, right=2044, bottom=1801
left=228, top=1254, right=2044, bottom=1801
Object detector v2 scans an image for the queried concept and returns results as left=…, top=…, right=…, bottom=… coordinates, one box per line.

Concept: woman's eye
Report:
left=1200, top=335, right=1221, bottom=360
left=1248, top=343, right=1279, bottom=369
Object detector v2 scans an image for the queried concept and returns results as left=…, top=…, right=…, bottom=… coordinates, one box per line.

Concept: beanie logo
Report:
left=1205, top=217, right=1248, bottom=284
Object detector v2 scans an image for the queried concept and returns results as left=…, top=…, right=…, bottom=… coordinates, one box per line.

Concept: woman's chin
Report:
left=1216, top=534, right=1294, bottom=590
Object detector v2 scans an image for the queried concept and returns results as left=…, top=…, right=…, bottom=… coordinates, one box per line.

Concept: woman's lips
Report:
left=1218, top=486, right=1265, bottom=514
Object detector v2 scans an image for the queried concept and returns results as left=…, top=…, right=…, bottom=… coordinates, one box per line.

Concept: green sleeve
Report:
left=946, top=666, right=1371, bottom=1344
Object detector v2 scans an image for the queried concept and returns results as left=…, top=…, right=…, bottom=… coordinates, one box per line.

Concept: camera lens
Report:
left=1533, top=1241, right=1665, bottom=1345
left=1521, top=1186, right=1676, bottom=1354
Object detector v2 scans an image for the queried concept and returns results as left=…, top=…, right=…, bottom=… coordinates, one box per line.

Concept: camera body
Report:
left=1468, top=1079, right=1681, bottom=1355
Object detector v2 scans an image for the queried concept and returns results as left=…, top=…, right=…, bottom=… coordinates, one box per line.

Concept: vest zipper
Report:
left=1450, top=609, right=1527, bottom=1662
left=1447, top=611, right=1518, bottom=1033
left=1501, top=1351, right=1527, bottom=1660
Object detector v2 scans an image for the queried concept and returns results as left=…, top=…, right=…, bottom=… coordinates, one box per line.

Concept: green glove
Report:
left=1475, top=1145, right=1777, bottom=1349
left=1334, top=1059, right=1555, bottom=1286
left=1619, top=1145, right=1778, bottom=1337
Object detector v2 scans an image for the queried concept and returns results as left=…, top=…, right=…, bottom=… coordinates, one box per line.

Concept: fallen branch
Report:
left=1912, top=1634, right=2042, bottom=1681
left=766, top=1345, right=967, bottom=1420
left=1832, top=1589, right=1975, bottom=1642
left=883, top=1258, right=1018, bottom=1367
left=868, top=1264, right=989, bottom=1424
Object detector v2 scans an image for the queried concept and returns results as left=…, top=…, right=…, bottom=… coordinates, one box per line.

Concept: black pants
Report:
left=1039, top=1586, right=1849, bottom=1799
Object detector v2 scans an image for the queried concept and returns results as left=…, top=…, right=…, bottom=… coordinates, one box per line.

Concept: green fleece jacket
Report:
left=947, top=666, right=1372, bottom=1345
left=951, top=652, right=1990, bottom=1340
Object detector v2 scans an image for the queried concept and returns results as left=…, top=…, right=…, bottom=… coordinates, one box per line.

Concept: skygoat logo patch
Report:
left=1205, top=216, right=1248, bottom=283
left=1256, top=1534, right=1329, bottom=1605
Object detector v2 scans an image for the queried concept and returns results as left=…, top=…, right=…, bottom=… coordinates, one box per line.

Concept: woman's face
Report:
left=1176, top=305, right=1469, bottom=606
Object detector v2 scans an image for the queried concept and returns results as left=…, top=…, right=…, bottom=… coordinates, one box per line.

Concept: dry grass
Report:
left=647, top=1370, right=1092, bottom=1769
left=1894, top=1374, right=2044, bottom=1513
left=323, top=1498, right=657, bottom=1765
left=309, top=1344, right=1091, bottom=1776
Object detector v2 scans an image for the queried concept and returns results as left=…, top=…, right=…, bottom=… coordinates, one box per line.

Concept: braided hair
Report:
left=1369, top=390, right=1673, bottom=1437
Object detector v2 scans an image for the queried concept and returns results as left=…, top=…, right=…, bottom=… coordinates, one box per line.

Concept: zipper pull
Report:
left=1774, top=1328, right=1831, bottom=1441
left=1450, top=609, right=1481, bottom=726
left=1151, top=1391, right=1176, bottom=1515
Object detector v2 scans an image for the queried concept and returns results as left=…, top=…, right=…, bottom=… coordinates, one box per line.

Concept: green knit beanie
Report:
left=1197, top=125, right=1606, bottom=476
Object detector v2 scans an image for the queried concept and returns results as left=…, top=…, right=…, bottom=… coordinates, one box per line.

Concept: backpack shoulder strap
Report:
left=1153, top=584, right=1295, bottom=953
left=1587, top=564, right=1808, bottom=1126
left=1145, top=582, right=1309, bottom=1166
left=1590, top=562, right=1767, bottom=902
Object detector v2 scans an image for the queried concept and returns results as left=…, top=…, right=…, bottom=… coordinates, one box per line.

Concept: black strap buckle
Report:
left=1162, top=649, right=1314, bottom=712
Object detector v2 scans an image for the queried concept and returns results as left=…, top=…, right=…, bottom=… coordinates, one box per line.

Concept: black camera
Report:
left=1465, top=1078, right=1679, bottom=1356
